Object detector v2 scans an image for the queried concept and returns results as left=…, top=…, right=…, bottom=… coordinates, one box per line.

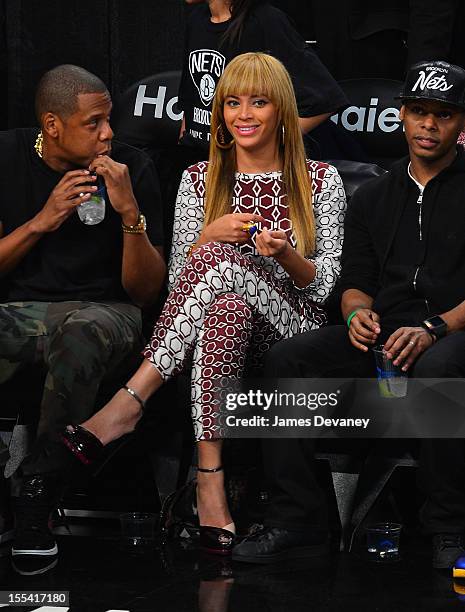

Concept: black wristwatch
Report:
left=421, top=315, right=448, bottom=340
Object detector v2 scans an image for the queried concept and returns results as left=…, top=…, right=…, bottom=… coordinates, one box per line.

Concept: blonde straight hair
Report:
left=205, top=52, right=315, bottom=256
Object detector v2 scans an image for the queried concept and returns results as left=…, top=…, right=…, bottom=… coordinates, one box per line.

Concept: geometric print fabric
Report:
left=169, top=160, right=346, bottom=303
left=143, top=161, right=346, bottom=439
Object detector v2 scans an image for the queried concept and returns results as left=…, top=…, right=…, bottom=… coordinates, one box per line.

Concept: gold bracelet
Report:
left=122, top=213, right=146, bottom=234
left=187, top=243, right=198, bottom=258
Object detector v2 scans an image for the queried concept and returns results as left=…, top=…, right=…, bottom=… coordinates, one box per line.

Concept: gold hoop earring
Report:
left=281, top=124, right=285, bottom=148
left=214, top=124, right=235, bottom=150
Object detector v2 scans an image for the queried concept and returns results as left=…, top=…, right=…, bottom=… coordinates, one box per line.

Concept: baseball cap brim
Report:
left=394, top=94, right=465, bottom=110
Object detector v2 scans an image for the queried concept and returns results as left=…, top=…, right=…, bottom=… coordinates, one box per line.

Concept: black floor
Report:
left=1, top=520, right=465, bottom=612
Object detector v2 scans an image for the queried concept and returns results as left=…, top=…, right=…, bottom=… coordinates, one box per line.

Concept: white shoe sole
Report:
left=12, top=557, right=58, bottom=576
left=12, top=543, right=58, bottom=556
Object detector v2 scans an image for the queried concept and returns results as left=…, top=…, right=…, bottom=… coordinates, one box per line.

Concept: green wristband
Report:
left=346, top=309, right=359, bottom=329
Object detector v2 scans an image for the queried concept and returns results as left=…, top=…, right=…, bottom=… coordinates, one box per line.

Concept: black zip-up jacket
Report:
left=340, top=147, right=465, bottom=335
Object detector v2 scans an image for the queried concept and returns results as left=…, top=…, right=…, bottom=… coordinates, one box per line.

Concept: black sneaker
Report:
left=232, top=526, right=329, bottom=564
left=432, top=533, right=465, bottom=569
left=11, top=475, right=58, bottom=557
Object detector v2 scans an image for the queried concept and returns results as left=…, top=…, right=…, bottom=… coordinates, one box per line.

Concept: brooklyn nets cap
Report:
left=396, top=60, right=465, bottom=110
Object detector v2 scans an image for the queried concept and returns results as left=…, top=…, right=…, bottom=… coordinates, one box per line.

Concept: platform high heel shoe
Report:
left=59, top=424, right=103, bottom=465
left=197, top=466, right=236, bottom=556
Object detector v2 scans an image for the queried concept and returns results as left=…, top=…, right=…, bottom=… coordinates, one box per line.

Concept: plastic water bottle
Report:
left=77, top=185, right=106, bottom=225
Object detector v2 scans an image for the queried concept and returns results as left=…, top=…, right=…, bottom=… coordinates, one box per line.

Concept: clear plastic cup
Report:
left=366, top=522, right=402, bottom=562
left=372, top=345, right=408, bottom=398
left=120, top=512, right=157, bottom=547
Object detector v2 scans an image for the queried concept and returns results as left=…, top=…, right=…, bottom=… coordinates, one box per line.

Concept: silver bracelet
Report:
left=123, top=385, right=146, bottom=410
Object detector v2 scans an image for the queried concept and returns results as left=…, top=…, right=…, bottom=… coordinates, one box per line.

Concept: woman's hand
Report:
left=256, top=229, right=289, bottom=258
left=200, top=213, right=264, bottom=245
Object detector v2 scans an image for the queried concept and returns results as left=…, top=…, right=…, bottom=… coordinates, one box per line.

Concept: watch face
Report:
left=423, top=315, right=447, bottom=339
left=426, top=316, right=446, bottom=328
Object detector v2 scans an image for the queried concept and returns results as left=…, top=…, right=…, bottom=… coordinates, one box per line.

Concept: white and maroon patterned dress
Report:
left=143, top=160, right=346, bottom=439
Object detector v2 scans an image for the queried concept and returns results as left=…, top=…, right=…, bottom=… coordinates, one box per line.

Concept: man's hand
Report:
left=200, top=213, right=264, bottom=245
left=384, top=326, right=434, bottom=371
left=348, top=308, right=381, bottom=352
left=256, top=229, right=288, bottom=258
left=30, top=170, right=97, bottom=233
left=89, top=155, right=138, bottom=222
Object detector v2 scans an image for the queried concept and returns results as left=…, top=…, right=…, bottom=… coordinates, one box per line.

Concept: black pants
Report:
left=263, top=325, right=465, bottom=534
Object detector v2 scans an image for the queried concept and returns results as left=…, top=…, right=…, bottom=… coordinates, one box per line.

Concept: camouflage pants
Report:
left=0, top=301, right=142, bottom=474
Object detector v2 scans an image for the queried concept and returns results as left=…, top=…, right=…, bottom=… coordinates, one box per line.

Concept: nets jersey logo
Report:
left=189, top=49, right=226, bottom=106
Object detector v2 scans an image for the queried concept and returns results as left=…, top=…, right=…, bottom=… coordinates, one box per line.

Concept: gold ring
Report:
left=241, top=221, right=257, bottom=236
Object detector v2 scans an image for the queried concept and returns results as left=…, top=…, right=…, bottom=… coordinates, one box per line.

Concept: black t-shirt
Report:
left=178, top=3, right=349, bottom=150
left=0, top=128, right=163, bottom=303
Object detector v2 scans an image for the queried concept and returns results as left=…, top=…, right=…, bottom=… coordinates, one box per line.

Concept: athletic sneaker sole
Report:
left=12, top=556, right=58, bottom=576
left=11, top=543, right=58, bottom=556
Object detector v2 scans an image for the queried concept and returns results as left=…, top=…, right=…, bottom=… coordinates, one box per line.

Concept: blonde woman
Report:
left=43, top=53, right=346, bottom=556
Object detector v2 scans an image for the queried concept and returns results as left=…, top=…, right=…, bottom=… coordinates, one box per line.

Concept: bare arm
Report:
left=341, top=288, right=375, bottom=321
left=90, top=156, right=166, bottom=308
left=342, top=288, right=380, bottom=352
left=277, top=246, right=316, bottom=287
left=299, top=112, right=331, bottom=134
left=179, top=116, right=186, bottom=141
left=0, top=169, right=97, bottom=277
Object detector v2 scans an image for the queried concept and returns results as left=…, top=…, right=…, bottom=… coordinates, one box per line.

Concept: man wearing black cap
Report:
left=233, top=60, right=465, bottom=568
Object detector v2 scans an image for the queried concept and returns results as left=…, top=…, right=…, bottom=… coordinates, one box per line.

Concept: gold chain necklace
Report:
left=34, top=130, right=43, bottom=158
